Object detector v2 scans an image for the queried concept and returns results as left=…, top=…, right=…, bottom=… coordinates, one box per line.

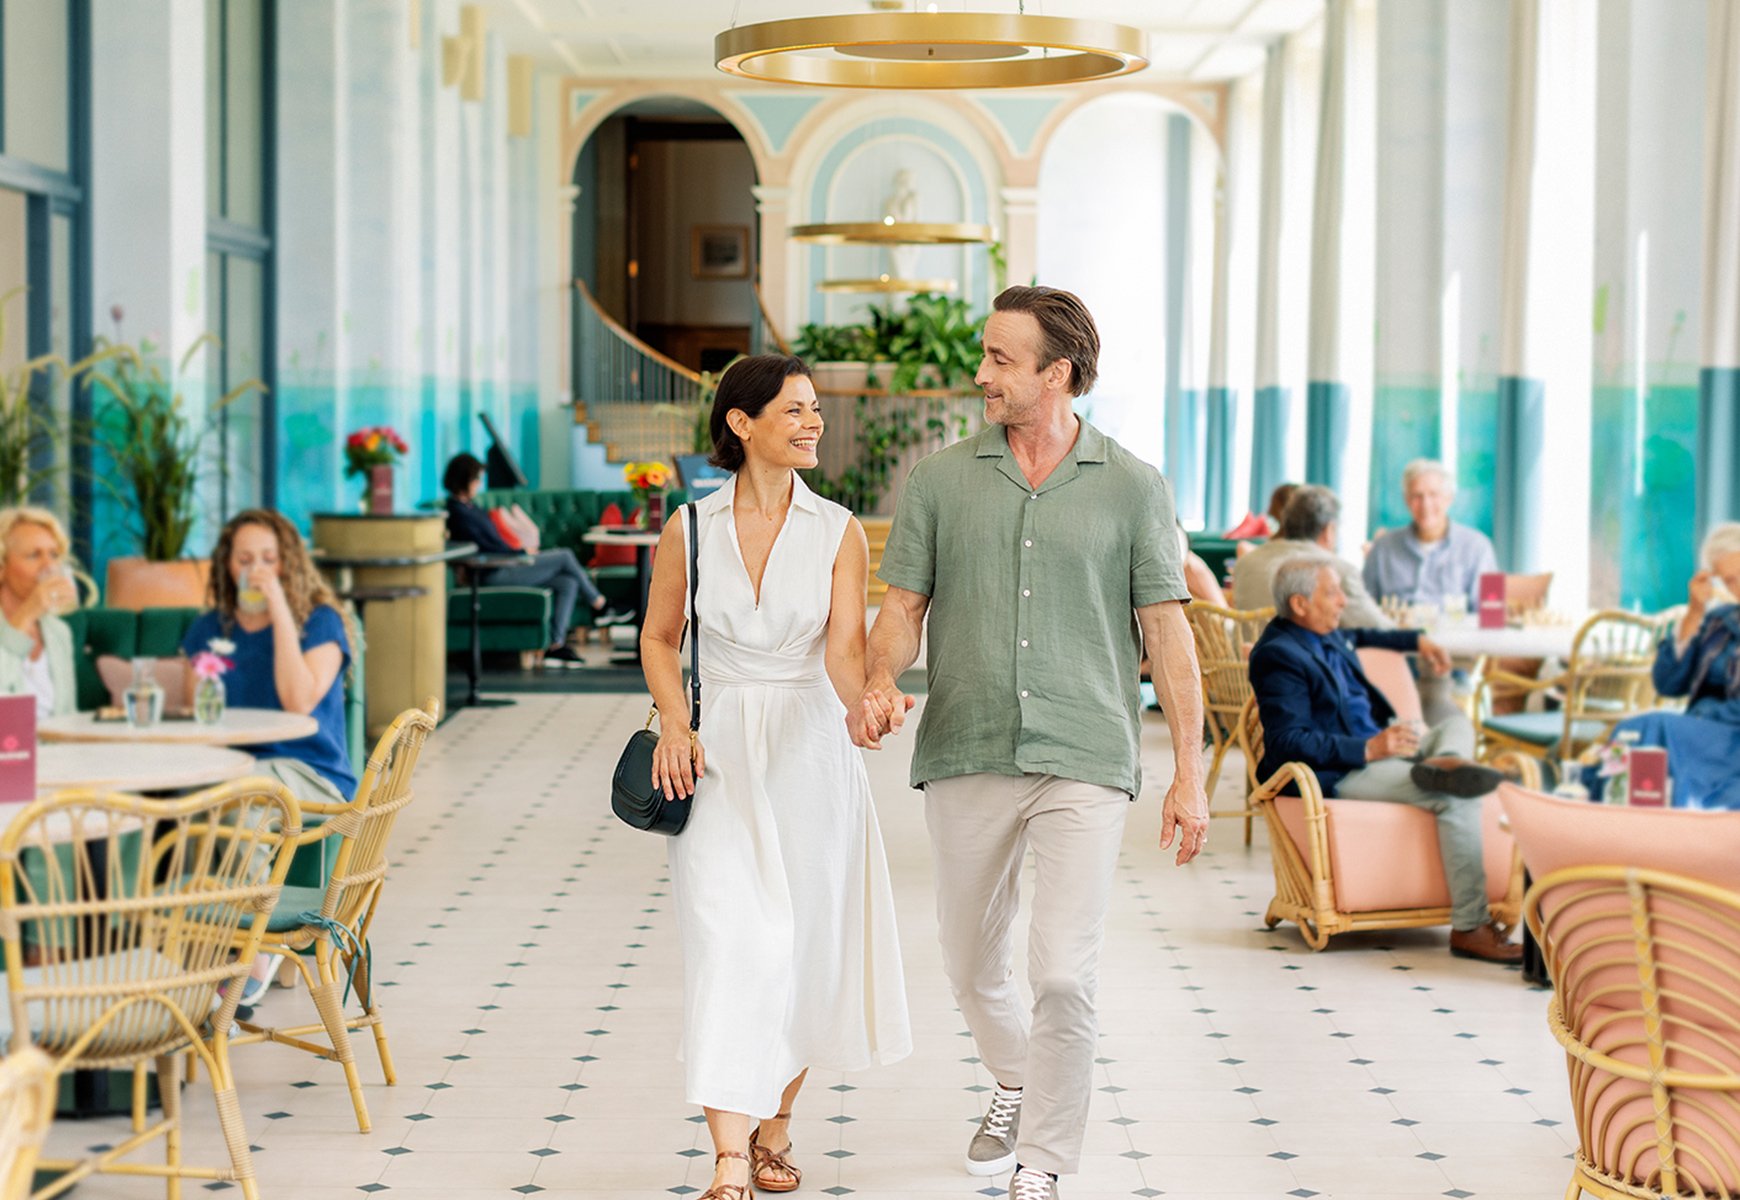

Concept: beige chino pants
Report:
left=923, top=773, right=1130, bottom=1176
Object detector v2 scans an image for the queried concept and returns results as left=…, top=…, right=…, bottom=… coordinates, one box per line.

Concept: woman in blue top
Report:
left=1604, top=522, right=1740, bottom=809
left=182, top=509, right=356, bottom=1001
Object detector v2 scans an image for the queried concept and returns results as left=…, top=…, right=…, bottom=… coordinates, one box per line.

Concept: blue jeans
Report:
left=483, top=549, right=603, bottom=646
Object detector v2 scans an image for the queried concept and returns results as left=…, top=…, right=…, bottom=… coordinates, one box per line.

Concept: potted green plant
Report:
left=85, top=330, right=265, bottom=608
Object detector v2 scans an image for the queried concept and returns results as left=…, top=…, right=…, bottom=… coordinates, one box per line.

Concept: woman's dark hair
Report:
left=708, top=355, right=813, bottom=472
left=443, top=452, right=487, bottom=497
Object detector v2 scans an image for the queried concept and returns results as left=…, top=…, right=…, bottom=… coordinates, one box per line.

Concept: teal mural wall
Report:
left=1590, top=384, right=1698, bottom=613
left=1366, top=385, right=1439, bottom=533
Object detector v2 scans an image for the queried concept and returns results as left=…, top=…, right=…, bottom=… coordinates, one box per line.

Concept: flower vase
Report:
left=368, top=464, right=395, bottom=515
left=193, top=675, right=227, bottom=725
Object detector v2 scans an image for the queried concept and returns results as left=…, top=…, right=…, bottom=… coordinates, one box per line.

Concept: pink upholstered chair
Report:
left=1500, top=784, right=1740, bottom=1200
left=1239, top=654, right=1535, bottom=951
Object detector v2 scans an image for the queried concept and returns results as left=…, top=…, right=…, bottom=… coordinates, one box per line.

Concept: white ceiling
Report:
left=489, top=0, right=1322, bottom=83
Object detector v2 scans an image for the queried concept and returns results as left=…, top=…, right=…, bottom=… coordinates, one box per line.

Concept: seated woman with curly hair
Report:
left=1603, top=522, right=1740, bottom=809
left=182, top=509, right=358, bottom=1003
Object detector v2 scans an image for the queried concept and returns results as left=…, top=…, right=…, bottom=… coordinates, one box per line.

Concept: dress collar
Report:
left=697, top=469, right=819, bottom=516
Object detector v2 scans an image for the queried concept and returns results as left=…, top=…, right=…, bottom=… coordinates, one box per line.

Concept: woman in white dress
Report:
left=640, top=355, right=912, bottom=1200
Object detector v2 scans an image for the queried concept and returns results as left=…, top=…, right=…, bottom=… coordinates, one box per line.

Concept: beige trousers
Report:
left=923, top=773, right=1130, bottom=1176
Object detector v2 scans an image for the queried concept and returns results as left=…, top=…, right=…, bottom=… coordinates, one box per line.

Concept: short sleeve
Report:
left=876, top=463, right=937, bottom=597
left=180, top=611, right=221, bottom=659
left=1131, top=473, right=1191, bottom=608
left=302, top=605, right=351, bottom=664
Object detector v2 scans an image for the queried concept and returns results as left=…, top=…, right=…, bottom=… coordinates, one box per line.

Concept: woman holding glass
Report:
left=0, top=506, right=80, bottom=718
left=182, top=508, right=357, bottom=1004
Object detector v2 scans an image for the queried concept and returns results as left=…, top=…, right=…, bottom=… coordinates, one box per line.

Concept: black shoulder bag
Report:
left=610, top=501, right=700, bottom=835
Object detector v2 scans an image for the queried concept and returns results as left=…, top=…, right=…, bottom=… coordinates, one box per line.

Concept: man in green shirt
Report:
left=848, top=286, right=1208, bottom=1200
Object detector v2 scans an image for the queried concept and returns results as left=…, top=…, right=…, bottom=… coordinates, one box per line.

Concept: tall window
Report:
left=0, top=0, right=89, bottom=554
left=206, top=0, right=273, bottom=514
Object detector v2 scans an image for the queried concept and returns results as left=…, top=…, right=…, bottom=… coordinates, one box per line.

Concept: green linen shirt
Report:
left=878, top=420, right=1189, bottom=796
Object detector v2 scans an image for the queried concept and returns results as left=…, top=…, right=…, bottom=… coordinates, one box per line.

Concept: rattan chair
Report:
left=0, top=1048, right=55, bottom=1200
left=1476, top=609, right=1669, bottom=762
left=1240, top=697, right=1536, bottom=950
left=1183, top=603, right=1273, bottom=845
left=1526, top=864, right=1740, bottom=1200
left=226, top=700, right=439, bottom=1134
left=0, top=781, right=301, bottom=1200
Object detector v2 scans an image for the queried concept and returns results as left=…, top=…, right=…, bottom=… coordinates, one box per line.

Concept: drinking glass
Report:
left=237, top=565, right=268, bottom=614
left=1442, top=593, right=1468, bottom=623
left=40, top=562, right=78, bottom=617
left=124, top=658, right=165, bottom=729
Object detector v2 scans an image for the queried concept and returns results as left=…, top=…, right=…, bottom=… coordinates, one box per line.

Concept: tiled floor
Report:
left=43, top=692, right=1578, bottom=1199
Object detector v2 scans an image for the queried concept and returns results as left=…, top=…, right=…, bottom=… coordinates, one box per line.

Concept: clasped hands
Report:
left=847, top=677, right=915, bottom=750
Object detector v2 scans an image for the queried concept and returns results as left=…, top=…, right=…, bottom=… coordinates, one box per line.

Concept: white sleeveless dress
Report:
left=669, top=472, right=911, bottom=1117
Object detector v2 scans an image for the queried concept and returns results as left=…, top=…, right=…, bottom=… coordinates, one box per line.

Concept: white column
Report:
left=999, top=185, right=1040, bottom=299
left=1495, top=0, right=1594, bottom=598
left=1700, top=0, right=1740, bottom=537
left=753, top=184, right=793, bottom=341
left=275, top=0, right=350, bottom=519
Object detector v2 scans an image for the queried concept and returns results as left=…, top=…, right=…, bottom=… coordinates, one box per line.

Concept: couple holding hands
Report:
left=638, top=287, right=1208, bottom=1200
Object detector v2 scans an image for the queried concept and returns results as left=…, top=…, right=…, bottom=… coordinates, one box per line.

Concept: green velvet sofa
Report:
left=445, top=487, right=688, bottom=655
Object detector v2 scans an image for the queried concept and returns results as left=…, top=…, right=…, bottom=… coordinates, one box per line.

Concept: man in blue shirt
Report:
left=1248, top=554, right=1520, bottom=964
left=1363, top=459, right=1498, bottom=606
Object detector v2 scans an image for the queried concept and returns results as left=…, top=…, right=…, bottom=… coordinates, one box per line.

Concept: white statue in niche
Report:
left=882, top=169, right=920, bottom=281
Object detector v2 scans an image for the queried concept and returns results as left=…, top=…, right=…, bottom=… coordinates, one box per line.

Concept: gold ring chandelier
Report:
left=715, top=12, right=1149, bottom=90
left=790, top=219, right=994, bottom=246
left=817, top=275, right=958, bottom=294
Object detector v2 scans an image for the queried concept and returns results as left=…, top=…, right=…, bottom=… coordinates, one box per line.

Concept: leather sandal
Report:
left=699, top=1150, right=754, bottom=1200
left=749, top=1112, right=801, bottom=1193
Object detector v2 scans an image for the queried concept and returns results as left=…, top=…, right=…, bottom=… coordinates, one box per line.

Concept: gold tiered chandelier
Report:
left=714, top=8, right=1149, bottom=91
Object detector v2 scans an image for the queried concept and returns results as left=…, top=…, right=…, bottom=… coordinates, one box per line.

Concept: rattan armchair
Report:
left=0, top=781, right=302, bottom=1200
left=1526, top=864, right=1740, bottom=1200
left=1240, top=697, right=1536, bottom=950
left=0, top=1048, right=54, bottom=1200
left=226, top=700, right=439, bottom=1134
left=1183, top=603, right=1274, bottom=844
left=1476, top=609, right=1669, bottom=762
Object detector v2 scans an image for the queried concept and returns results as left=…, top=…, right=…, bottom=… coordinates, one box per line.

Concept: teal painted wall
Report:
left=1367, top=385, right=1440, bottom=533
left=1590, top=383, right=1698, bottom=613
left=1453, top=386, right=1498, bottom=538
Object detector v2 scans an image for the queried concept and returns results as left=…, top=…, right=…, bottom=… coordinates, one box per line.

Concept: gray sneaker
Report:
left=966, top=1089, right=1021, bottom=1176
left=1009, top=1166, right=1058, bottom=1199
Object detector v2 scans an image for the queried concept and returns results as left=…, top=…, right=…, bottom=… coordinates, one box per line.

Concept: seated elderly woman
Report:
left=1603, top=522, right=1740, bottom=809
left=182, top=509, right=358, bottom=1004
left=0, top=507, right=80, bottom=718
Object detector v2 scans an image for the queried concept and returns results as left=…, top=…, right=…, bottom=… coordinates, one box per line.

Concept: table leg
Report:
left=608, top=547, right=652, bottom=665
left=465, top=570, right=517, bottom=709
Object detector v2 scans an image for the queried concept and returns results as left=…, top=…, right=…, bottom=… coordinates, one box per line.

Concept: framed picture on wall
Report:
left=691, top=225, right=750, bottom=279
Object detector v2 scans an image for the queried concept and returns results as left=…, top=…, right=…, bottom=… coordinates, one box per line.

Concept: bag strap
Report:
left=686, top=501, right=701, bottom=732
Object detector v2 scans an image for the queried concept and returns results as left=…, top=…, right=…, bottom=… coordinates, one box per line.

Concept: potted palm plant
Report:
left=86, top=331, right=265, bottom=608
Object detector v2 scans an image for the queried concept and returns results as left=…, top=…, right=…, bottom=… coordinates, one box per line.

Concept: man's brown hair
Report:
left=991, top=285, right=1100, bottom=397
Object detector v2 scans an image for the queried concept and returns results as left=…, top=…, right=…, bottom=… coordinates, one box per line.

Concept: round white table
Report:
left=1425, top=619, right=1582, bottom=661
left=38, top=708, right=318, bottom=747
left=36, top=743, right=257, bottom=792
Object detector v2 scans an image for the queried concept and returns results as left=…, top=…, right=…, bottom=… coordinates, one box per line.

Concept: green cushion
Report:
left=64, top=608, right=138, bottom=711
left=1481, top=712, right=1609, bottom=747
left=266, top=885, right=329, bottom=933
left=447, top=588, right=552, bottom=625
left=1188, top=534, right=1241, bottom=583
left=136, top=607, right=202, bottom=656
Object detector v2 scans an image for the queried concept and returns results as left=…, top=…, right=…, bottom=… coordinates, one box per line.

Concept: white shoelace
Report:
left=982, top=1090, right=1020, bottom=1139
left=1011, top=1166, right=1053, bottom=1199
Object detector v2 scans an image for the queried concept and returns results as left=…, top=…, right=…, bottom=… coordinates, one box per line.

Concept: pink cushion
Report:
left=95, top=656, right=189, bottom=713
left=1274, top=794, right=1514, bottom=912
left=1497, top=783, right=1740, bottom=887
left=1356, top=647, right=1422, bottom=722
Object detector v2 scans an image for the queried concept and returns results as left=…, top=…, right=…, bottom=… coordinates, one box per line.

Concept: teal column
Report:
left=1250, top=386, right=1292, bottom=512
left=1304, top=382, right=1350, bottom=492
left=1203, top=387, right=1236, bottom=531
left=1493, top=375, right=1547, bottom=570
left=1699, top=369, right=1740, bottom=540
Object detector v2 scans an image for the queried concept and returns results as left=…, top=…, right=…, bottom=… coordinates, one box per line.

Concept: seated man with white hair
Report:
left=1232, top=484, right=1390, bottom=628
left=1247, top=554, right=1521, bottom=963
left=1363, top=458, right=1498, bottom=607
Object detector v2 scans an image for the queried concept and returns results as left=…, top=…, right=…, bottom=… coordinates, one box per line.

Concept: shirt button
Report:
left=1020, top=639, right=1029, bottom=648
left=1023, top=539, right=1033, bottom=548
left=1030, top=492, right=1038, bottom=500
left=1020, top=689, right=1030, bottom=698
left=1022, top=589, right=1031, bottom=597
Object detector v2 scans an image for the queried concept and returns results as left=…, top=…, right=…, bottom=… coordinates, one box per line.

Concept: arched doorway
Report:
left=571, top=97, right=760, bottom=375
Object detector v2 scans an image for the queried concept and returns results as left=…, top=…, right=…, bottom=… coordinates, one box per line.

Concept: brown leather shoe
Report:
left=1449, top=922, right=1523, bottom=963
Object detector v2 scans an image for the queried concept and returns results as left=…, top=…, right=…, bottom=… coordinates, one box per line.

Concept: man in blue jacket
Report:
left=1248, top=554, right=1520, bottom=963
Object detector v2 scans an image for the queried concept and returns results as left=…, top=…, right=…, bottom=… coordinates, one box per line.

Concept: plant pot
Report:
left=367, top=465, right=395, bottom=515
left=104, top=557, right=211, bottom=611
